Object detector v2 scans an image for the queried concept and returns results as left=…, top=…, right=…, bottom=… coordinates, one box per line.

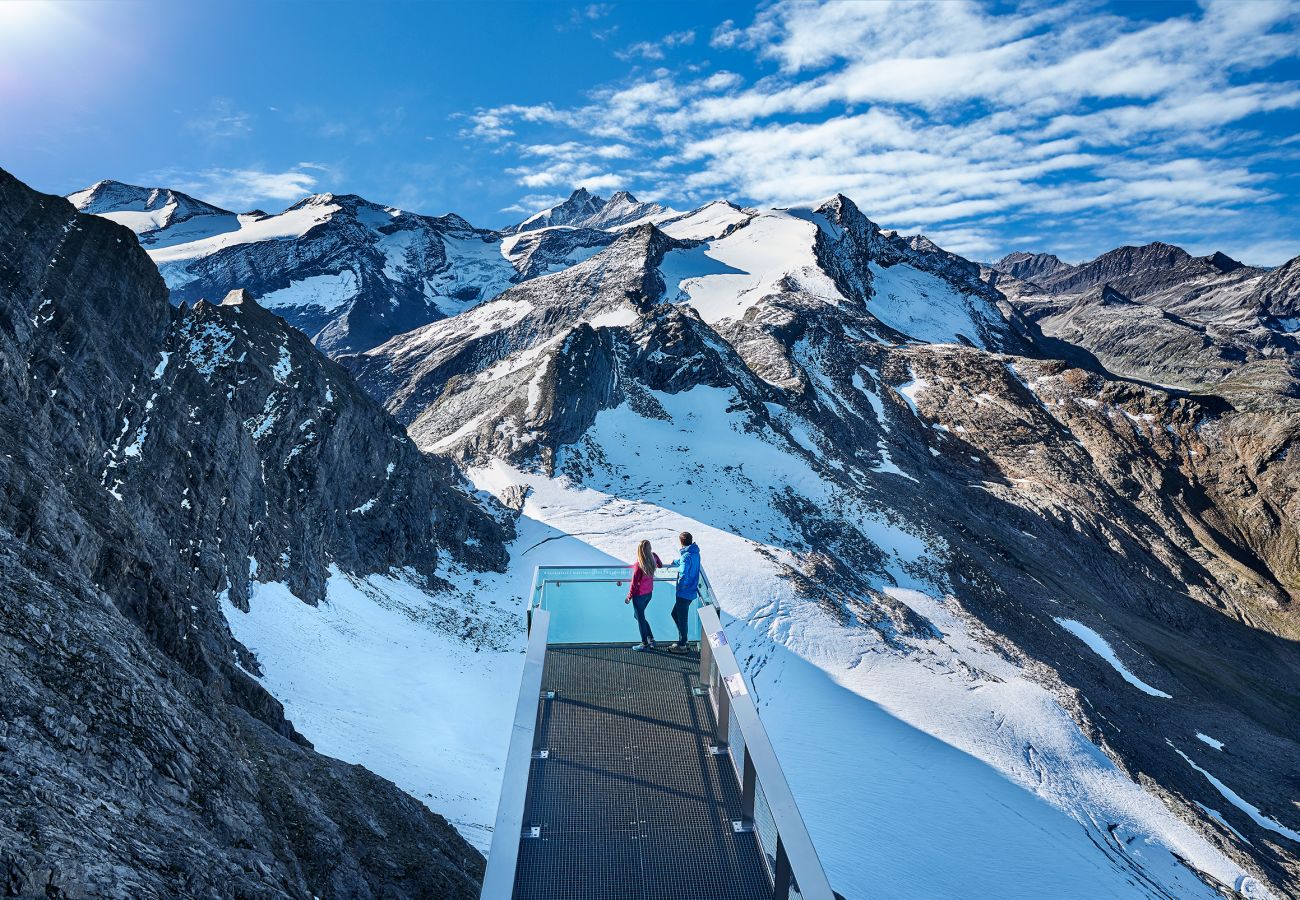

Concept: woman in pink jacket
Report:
left=624, top=540, right=662, bottom=651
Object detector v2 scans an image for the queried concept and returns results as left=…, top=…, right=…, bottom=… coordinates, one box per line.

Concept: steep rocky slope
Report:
left=989, top=242, right=1298, bottom=390
left=0, top=167, right=506, bottom=897
left=345, top=194, right=1300, bottom=897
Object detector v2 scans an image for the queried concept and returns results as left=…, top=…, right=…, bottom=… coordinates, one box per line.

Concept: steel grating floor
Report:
left=513, top=644, right=773, bottom=900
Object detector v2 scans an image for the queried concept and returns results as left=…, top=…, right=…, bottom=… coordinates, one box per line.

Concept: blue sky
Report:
left=3, top=0, right=1299, bottom=264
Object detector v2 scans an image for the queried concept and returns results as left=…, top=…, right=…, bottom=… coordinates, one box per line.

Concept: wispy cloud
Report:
left=616, top=29, right=696, bottom=62
left=187, top=98, right=253, bottom=141
left=560, top=3, right=619, bottom=40
left=460, top=0, right=1300, bottom=263
left=153, top=163, right=331, bottom=210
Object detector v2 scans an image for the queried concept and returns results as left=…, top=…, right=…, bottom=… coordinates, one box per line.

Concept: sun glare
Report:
left=0, top=0, right=68, bottom=49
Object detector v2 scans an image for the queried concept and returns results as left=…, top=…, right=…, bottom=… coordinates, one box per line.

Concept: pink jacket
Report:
left=628, top=554, right=663, bottom=599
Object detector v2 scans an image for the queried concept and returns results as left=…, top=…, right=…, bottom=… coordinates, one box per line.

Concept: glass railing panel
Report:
left=754, top=779, right=780, bottom=879
left=697, top=574, right=718, bottom=608
left=727, top=700, right=746, bottom=777
left=534, top=565, right=701, bottom=645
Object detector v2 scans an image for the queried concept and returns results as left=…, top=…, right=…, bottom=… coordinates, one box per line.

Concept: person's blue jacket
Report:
left=669, top=543, right=701, bottom=600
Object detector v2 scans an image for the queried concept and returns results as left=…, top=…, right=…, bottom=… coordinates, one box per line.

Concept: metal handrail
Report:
left=480, top=608, right=550, bottom=899
left=698, top=603, right=835, bottom=900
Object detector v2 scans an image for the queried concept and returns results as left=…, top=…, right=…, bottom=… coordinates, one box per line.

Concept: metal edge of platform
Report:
left=698, top=602, right=836, bottom=900
left=481, top=608, right=550, bottom=900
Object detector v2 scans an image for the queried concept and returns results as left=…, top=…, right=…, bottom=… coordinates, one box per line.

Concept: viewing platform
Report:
left=481, top=566, right=834, bottom=900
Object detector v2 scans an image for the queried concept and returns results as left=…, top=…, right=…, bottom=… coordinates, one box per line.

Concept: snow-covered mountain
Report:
left=24, top=168, right=1300, bottom=898
left=68, top=185, right=528, bottom=354
left=68, top=184, right=676, bottom=357
left=506, top=187, right=669, bottom=233
left=332, top=193, right=1300, bottom=897
left=66, top=179, right=239, bottom=247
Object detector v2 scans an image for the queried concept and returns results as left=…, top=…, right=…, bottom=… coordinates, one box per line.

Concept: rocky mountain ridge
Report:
left=1, top=167, right=506, bottom=897
left=987, top=241, right=1298, bottom=391
left=505, top=187, right=668, bottom=233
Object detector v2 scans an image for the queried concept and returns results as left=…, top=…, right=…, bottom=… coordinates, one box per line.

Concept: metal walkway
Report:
left=482, top=565, right=834, bottom=900
left=516, top=645, right=771, bottom=900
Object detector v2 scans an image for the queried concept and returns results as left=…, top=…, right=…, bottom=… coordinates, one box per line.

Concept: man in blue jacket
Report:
left=666, top=531, right=701, bottom=652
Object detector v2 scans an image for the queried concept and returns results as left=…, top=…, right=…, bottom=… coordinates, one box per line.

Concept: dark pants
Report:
left=671, top=595, right=692, bottom=646
left=632, top=594, right=654, bottom=644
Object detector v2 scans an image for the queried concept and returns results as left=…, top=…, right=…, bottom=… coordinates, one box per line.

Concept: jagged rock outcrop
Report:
left=1, top=167, right=505, bottom=897
left=505, top=187, right=667, bottom=234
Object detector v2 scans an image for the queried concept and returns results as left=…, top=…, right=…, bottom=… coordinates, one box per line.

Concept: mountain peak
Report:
left=992, top=251, right=1070, bottom=284
left=67, top=178, right=233, bottom=218
left=1203, top=250, right=1245, bottom=274
left=509, top=187, right=664, bottom=234
left=220, top=288, right=253, bottom=307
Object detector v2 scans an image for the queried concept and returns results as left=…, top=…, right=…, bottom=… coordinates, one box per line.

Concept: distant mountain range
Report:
left=67, top=182, right=673, bottom=354
left=984, top=241, right=1298, bottom=390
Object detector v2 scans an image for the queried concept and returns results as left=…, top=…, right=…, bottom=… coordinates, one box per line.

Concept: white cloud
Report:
left=500, top=192, right=567, bottom=216
left=161, top=165, right=326, bottom=210
left=187, top=98, right=253, bottom=141
left=616, top=29, right=696, bottom=61
left=460, top=0, right=1300, bottom=263
left=710, top=19, right=742, bottom=49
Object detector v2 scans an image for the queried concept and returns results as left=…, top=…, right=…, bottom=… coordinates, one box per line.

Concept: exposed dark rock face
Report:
left=1, top=168, right=504, bottom=897
left=991, top=241, right=1298, bottom=391
left=1252, top=256, right=1300, bottom=324
left=1032, top=242, right=1255, bottom=299
left=504, top=226, right=617, bottom=280
left=992, top=250, right=1070, bottom=284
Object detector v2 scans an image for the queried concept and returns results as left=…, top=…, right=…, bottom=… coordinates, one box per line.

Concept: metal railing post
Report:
left=773, top=837, right=793, bottom=900
left=699, top=618, right=713, bottom=686
left=714, top=666, right=730, bottom=745
left=741, top=746, right=756, bottom=825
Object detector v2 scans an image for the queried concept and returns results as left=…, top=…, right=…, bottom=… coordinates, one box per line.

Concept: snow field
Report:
left=460, top=386, right=1265, bottom=898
